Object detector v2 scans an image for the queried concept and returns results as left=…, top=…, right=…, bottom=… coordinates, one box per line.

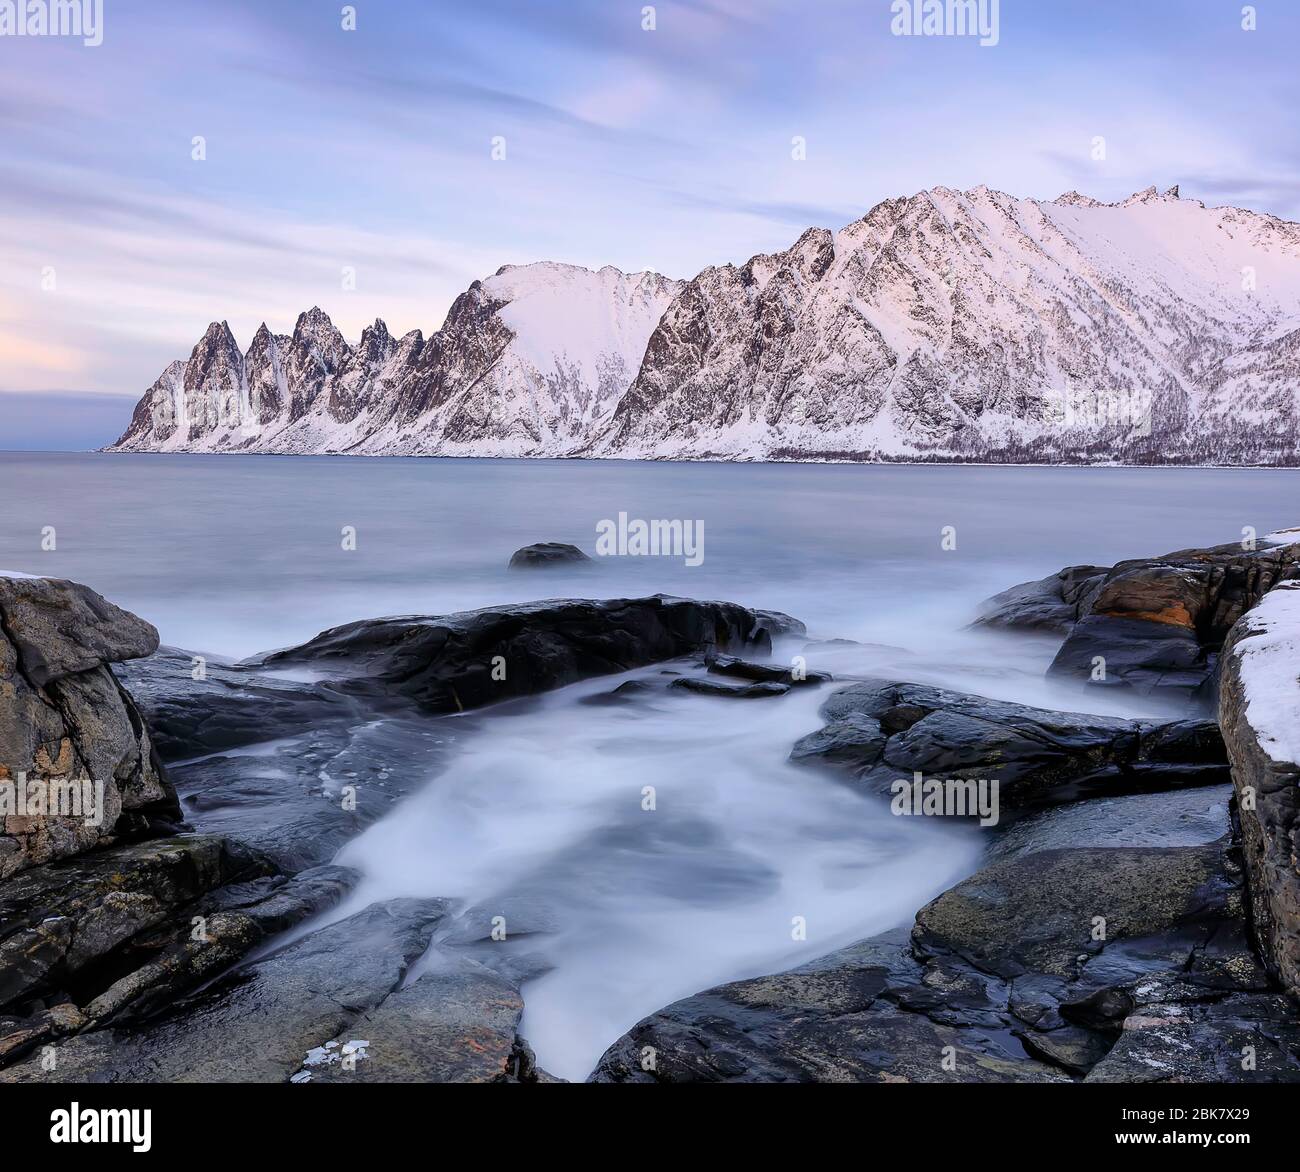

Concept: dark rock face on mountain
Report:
left=508, top=542, right=592, bottom=569
left=790, top=678, right=1228, bottom=814
left=0, top=576, right=179, bottom=880
left=591, top=840, right=1299, bottom=1083
left=108, top=265, right=679, bottom=458
left=254, top=595, right=803, bottom=715
left=1046, top=539, right=1300, bottom=700
left=1219, top=580, right=1300, bottom=998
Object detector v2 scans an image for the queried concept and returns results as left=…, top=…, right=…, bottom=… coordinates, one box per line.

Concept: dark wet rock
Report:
left=590, top=928, right=1066, bottom=1083
left=1041, top=540, right=1300, bottom=700
left=791, top=678, right=1229, bottom=815
left=672, top=677, right=790, bottom=699
left=1, top=576, right=179, bottom=879
left=114, top=647, right=361, bottom=761
left=1219, top=579, right=1300, bottom=997
left=706, top=654, right=831, bottom=686
left=1086, top=994, right=1300, bottom=1082
left=975, top=565, right=1110, bottom=634
left=157, top=712, right=459, bottom=873
left=254, top=595, right=803, bottom=715
left=1, top=898, right=445, bottom=1083
left=789, top=712, right=887, bottom=766
left=0, top=834, right=270, bottom=1015
left=591, top=839, right=1296, bottom=1083
left=508, top=542, right=592, bottom=569
left=81, top=864, right=356, bottom=1027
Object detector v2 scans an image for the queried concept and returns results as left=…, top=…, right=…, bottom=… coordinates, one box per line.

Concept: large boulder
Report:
left=790, top=678, right=1229, bottom=816
left=0, top=575, right=180, bottom=880
left=1047, top=540, right=1299, bottom=700
left=976, top=537, right=1300, bottom=703
left=251, top=595, right=802, bottom=714
left=1219, top=578, right=1300, bottom=997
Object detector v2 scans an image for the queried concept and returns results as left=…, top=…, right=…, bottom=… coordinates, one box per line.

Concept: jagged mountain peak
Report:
left=1053, top=190, right=1103, bottom=208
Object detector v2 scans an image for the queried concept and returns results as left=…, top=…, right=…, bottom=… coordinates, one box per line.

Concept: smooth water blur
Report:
left=3, top=453, right=1297, bottom=1078
left=328, top=671, right=982, bottom=1080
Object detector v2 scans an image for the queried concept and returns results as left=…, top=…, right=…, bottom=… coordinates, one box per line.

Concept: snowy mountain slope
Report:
left=109, top=187, right=1300, bottom=463
left=590, top=185, right=1300, bottom=462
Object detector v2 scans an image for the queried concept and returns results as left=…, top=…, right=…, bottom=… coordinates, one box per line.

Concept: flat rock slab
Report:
left=164, top=712, right=462, bottom=873
left=114, top=646, right=364, bottom=760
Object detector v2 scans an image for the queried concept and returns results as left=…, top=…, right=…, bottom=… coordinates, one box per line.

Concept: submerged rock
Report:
left=791, top=678, right=1229, bottom=815
left=508, top=542, right=592, bottom=569
left=706, top=654, right=831, bottom=686
left=672, top=677, right=790, bottom=699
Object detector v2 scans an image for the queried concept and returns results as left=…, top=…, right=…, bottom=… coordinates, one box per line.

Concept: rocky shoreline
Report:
left=3, top=531, right=1299, bottom=1083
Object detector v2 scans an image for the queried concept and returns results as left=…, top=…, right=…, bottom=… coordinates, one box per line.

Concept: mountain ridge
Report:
left=108, top=185, right=1300, bottom=465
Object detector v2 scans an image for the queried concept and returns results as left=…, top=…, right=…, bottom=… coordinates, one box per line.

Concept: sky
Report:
left=1, top=0, right=1298, bottom=448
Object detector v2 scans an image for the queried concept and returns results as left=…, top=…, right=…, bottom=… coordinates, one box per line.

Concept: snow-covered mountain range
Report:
left=108, top=186, right=1300, bottom=464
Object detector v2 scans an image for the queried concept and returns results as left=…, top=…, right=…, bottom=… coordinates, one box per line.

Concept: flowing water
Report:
left=2, top=452, right=1296, bottom=1078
